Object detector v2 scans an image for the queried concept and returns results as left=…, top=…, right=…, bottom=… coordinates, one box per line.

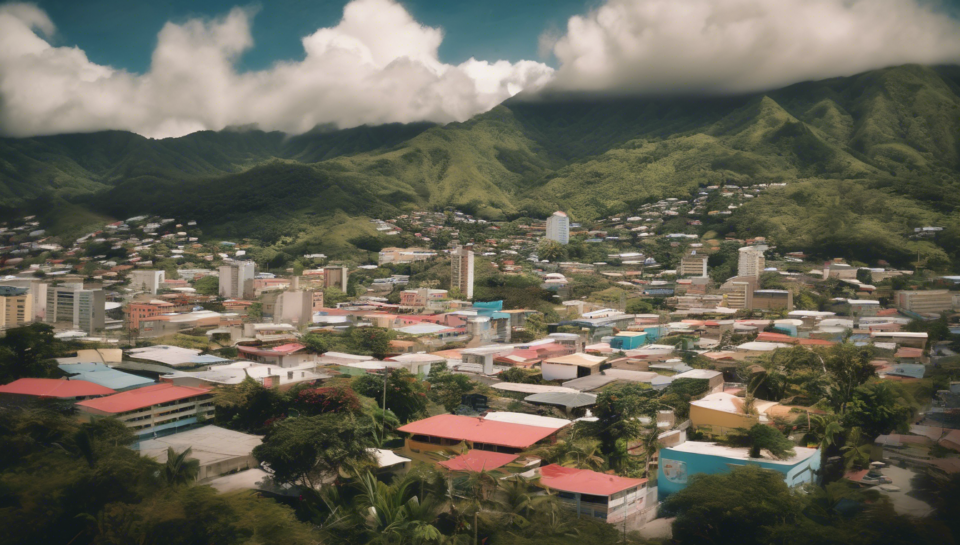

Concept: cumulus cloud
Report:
left=546, top=0, right=960, bottom=94
left=0, top=0, right=554, bottom=138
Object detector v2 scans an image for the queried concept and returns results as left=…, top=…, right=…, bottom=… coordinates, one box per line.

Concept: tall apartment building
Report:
left=895, top=290, right=956, bottom=315
left=322, top=266, right=349, bottom=292
left=129, top=270, right=166, bottom=295
left=722, top=282, right=753, bottom=310
left=0, top=286, right=32, bottom=329
left=45, top=285, right=105, bottom=333
left=218, top=261, right=255, bottom=299
left=679, top=250, right=709, bottom=277
left=0, top=278, right=46, bottom=321
left=451, top=246, right=475, bottom=299
left=545, top=211, right=570, bottom=245
left=737, top=246, right=765, bottom=278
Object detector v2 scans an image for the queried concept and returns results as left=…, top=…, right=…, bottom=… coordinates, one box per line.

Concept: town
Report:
left=1, top=194, right=958, bottom=544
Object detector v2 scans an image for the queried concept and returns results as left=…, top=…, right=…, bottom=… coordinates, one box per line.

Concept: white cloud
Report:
left=0, top=0, right=554, bottom=138
left=546, top=0, right=960, bottom=94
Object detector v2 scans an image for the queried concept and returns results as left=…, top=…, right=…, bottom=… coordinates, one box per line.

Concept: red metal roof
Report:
left=755, top=331, right=794, bottom=343
left=439, top=450, right=518, bottom=472
left=0, top=378, right=115, bottom=398
left=539, top=464, right=646, bottom=496
left=76, top=383, right=210, bottom=414
left=397, top=414, right=558, bottom=449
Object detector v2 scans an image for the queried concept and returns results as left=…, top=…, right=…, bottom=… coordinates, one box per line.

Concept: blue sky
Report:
left=32, top=0, right=595, bottom=73
left=3, top=0, right=960, bottom=138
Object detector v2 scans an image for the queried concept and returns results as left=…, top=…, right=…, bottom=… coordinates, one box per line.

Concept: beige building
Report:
left=218, top=261, right=255, bottom=299
left=322, top=266, right=349, bottom=292
left=722, top=281, right=752, bottom=310
left=0, top=278, right=46, bottom=321
left=895, top=290, right=955, bottom=315
left=129, top=269, right=166, bottom=295
left=378, top=247, right=437, bottom=265
left=737, top=246, right=765, bottom=278
left=679, top=250, right=709, bottom=277
left=752, top=290, right=794, bottom=311
left=451, top=246, right=474, bottom=299
left=0, top=286, right=32, bottom=329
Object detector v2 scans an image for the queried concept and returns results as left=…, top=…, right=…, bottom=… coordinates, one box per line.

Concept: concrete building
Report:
left=895, top=290, right=956, bottom=315
left=129, top=270, right=166, bottom=295
left=537, top=464, right=649, bottom=524
left=545, top=211, right=570, bottom=245
left=451, top=246, right=475, bottom=299
left=378, top=247, right=436, bottom=265
left=542, top=353, right=607, bottom=382
left=76, top=383, right=215, bottom=438
left=400, top=288, right=448, bottom=310
left=752, top=289, right=794, bottom=311
left=0, top=286, right=31, bottom=329
left=322, top=266, right=349, bottom=292
left=127, top=300, right=175, bottom=330
left=0, top=278, right=46, bottom=321
left=722, top=281, right=753, bottom=310
left=658, top=442, right=821, bottom=500
left=262, top=278, right=315, bottom=326
left=679, top=250, right=709, bottom=278
left=737, top=246, right=765, bottom=278
left=45, top=285, right=105, bottom=334
left=137, top=425, right=262, bottom=481
left=218, top=261, right=255, bottom=299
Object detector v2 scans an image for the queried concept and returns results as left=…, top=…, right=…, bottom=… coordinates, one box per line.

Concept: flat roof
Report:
left=137, top=425, right=262, bottom=466
left=397, top=414, right=558, bottom=449
left=562, top=374, right=619, bottom=391
left=77, top=383, right=211, bottom=414
left=439, top=450, right=518, bottom=472
left=664, top=441, right=819, bottom=466
left=0, top=378, right=115, bottom=398
left=482, top=412, right=572, bottom=430
left=58, top=363, right=155, bottom=390
left=544, top=353, right=607, bottom=367
left=491, top=382, right=579, bottom=394
left=369, top=448, right=411, bottom=469
left=525, top=392, right=597, bottom=408
left=673, top=369, right=723, bottom=381
left=539, top=464, right=646, bottom=496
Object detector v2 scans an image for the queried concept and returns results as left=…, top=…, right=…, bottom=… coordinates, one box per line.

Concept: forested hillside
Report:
left=1, top=64, right=959, bottom=268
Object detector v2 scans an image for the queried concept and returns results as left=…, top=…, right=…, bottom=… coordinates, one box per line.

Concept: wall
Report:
left=542, top=362, right=578, bottom=382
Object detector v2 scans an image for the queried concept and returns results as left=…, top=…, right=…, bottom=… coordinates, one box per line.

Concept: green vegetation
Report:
left=3, top=65, right=960, bottom=269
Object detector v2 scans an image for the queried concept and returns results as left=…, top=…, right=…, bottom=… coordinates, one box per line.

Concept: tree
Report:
left=353, top=369, right=428, bottom=423
left=625, top=298, right=654, bottom=314
left=664, top=465, right=802, bottom=545
left=247, top=301, right=263, bottom=319
left=524, top=312, right=548, bottom=337
left=0, top=323, right=60, bottom=383
left=842, top=381, right=911, bottom=439
left=561, top=440, right=605, bottom=471
left=161, top=446, right=200, bottom=485
left=213, top=376, right=286, bottom=432
left=537, top=239, right=566, bottom=262
left=354, top=471, right=443, bottom=545
left=428, top=371, right=475, bottom=412
left=302, top=333, right=330, bottom=354
left=745, top=423, right=796, bottom=460
left=253, top=413, right=374, bottom=489
left=841, top=427, right=872, bottom=470
left=821, top=344, right=875, bottom=411
left=351, top=327, right=393, bottom=359
left=193, top=275, right=219, bottom=295
left=573, top=383, right=657, bottom=460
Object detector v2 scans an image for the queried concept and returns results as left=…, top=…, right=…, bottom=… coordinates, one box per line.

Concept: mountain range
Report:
left=1, top=64, right=959, bottom=269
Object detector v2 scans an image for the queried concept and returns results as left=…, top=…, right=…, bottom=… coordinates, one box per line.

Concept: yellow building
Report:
left=689, top=392, right=780, bottom=437
left=0, top=286, right=32, bottom=330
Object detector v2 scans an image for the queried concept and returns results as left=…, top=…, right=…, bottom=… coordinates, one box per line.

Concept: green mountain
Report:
left=1, top=64, right=958, bottom=268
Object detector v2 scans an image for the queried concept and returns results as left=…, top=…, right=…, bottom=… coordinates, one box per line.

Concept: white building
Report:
left=451, top=246, right=475, bottom=299
left=45, top=284, right=105, bottom=334
left=219, top=261, right=255, bottom=299
left=737, top=246, right=765, bottom=278
left=129, top=270, right=165, bottom=295
left=546, top=211, right=570, bottom=245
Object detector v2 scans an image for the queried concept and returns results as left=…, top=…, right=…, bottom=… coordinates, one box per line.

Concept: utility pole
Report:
left=382, top=368, right=388, bottom=440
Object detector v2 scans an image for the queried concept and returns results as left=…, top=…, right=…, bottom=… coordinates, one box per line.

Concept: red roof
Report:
left=439, top=450, right=518, bottom=472
left=539, top=464, right=646, bottom=496
left=238, top=343, right=304, bottom=357
left=895, top=347, right=924, bottom=358
left=397, top=414, right=558, bottom=449
left=76, top=383, right=210, bottom=414
left=0, top=378, right=115, bottom=398
left=756, top=331, right=794, bottom=343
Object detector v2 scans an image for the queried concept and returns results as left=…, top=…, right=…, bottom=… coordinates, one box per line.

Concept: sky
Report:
left=2, top=0, right=960, bottom=139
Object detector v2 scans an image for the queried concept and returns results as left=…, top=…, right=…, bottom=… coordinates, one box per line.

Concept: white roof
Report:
left=601, top=369, right=660, bottom=382
left=544, top=353, right=607, bottom=367
left=871, top=332, right=928, bottom=338
left=736, top=341, right=790, bottom=352
left=137, top=425, right=262, bottom=466
left=690, top=392, right=778, bottom=416
left=673, top=369, right=722, bottom=381
left=126, top=345, right=203, bottom=366
left=491, top=382, right=579, bottom=394
left=369, top=448, right=411, bottom=469
left=482, top=412, right=572, bottom=430
left=665, top=441, right=819, bottom=466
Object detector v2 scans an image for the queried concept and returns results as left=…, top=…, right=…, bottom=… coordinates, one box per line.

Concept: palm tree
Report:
left=355, top=471, right=443, bottom=545
left=562, top=440, right=605, bottom=471
left=638, top=422, right=662, bottom=480
left=841, top=427, right=871, bottom=470
left=161, top=446, right=200, bottom=485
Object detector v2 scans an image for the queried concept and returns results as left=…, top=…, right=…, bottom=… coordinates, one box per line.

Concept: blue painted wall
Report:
left=657, top=445, right=821, bottom=500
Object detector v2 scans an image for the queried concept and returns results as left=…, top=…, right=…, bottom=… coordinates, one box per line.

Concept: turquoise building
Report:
left=658, top=441, right=821, bottom=500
